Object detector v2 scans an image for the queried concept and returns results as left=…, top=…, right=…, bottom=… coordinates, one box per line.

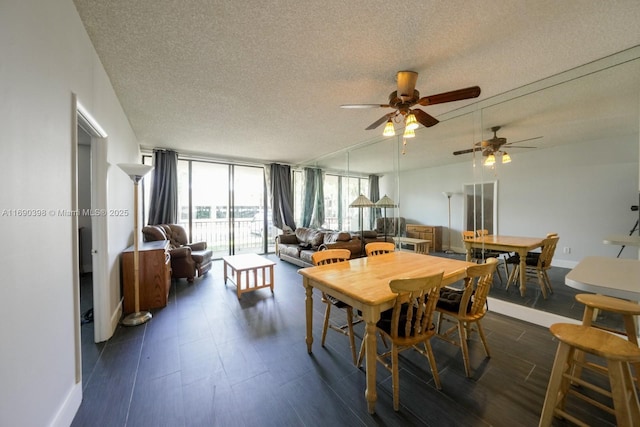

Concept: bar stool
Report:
left=539, top=323, right=640, bottom=427
left=575, top=293, right=640, bottom=387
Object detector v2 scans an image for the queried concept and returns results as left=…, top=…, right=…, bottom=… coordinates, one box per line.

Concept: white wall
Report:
left=385, top=136, right=639, bottom=267
left=0, top=1, right=141, bottom=426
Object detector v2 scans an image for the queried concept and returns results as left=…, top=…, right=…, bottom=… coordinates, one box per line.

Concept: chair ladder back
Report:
left=388, top=272, right=444, bottom=339
left=538, top=236, right=559, bottom=269
left=462, top=231, right=476, bottom=241
left=365, top=242, right=395, bottom=257
left=311, top=249, right=351, bottom=266
left=466, top=258, right=498, bottom=315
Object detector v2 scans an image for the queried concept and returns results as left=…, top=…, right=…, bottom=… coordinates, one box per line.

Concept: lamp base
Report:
left=121, top=311, right=152, bottom=326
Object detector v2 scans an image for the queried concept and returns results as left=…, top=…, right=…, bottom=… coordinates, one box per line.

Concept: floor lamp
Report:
left=350, top=194, right=374, bottom=255
left=375, top=195, right=397, bottom=242
left=118, top=163, right=154, bottom=327
left=442, top=192, right=454, bottom=254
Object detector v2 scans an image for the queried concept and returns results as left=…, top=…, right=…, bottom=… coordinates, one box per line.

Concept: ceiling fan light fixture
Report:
left=383, top=119, right=395, bottom=137
left=405, top=112, right=419, bottom=130
left=501, top=152, right=512, bottom=164
left=403, top=127, right=415, bottom=138
left=484, top=153, right=496, bottom=166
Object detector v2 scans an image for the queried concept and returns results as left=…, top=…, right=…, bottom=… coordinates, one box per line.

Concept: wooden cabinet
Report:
left=122, top=240, right=171, bottom=314
left=405, top=224, right=443, bottom=252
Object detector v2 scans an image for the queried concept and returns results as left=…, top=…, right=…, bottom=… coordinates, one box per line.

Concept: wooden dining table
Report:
left=462, top=235, right=545, bottom=296
left=298, top=251, right=475, bottom=414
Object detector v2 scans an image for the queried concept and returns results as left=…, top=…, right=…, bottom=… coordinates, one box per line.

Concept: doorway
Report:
left=72, top=96, right=110, bottom=385
left=463, top=181, right=498, bottom=234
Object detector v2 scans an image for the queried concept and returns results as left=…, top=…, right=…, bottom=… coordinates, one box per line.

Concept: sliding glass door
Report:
left=171, top=160, right=271, bottom=258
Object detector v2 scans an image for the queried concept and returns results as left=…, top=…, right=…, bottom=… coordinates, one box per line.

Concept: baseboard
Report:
left=111, top=300, right=123, bottom=335
left=49, top=381, right=82, bottom=427
left=488, top=297, right=581, bottom=328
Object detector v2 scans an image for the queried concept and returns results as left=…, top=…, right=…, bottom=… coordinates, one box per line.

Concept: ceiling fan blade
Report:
left=340, top=104, right=390, bottom=109
left=417, top=86, right=481, bottom=106
left=412, top=109, right=439, bottom=128
left=397, top=71, right=418, bottom=98
left=365, top=113, right=394, bottom=130
left=505, top=135, right=543, bottom=145
left=453, top=147, right=482, bottom=156
left=505, top=145, right=537, bottom=149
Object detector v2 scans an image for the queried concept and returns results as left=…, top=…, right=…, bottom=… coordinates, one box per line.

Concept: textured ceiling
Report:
left=73, top=1, right=640, bottom=172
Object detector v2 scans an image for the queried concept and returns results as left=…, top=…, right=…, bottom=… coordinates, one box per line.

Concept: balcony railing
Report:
left=177, top=219, right=276, bottom=258
left=180, top=217, right=363, bottom=259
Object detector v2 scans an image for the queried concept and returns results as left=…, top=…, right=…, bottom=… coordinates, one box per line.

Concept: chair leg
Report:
left=457, top=320, right=472, bottom=378
left=539, top=342, right=574, bottom=427
left=436, top=311, right=443, bottom=335
left=423, top=340, right=442, bottom=390
left=321, top=302, right=331, bottom=347
left=391, top=345, right=400, bottom=411
left=506, top=265, right=519, bottom=289
left=476, top=321, right=491, bottom=358
left=345, top=307, right=357, bottom=365
left=536, top=270, right=548, bottom=299
left=543, top=270, right=554, bottom=294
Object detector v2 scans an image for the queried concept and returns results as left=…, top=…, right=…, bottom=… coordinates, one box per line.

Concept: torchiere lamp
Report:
left=442, top=192, right=454, bottom=254
left=350, top=194, right=374, bottom=255
left=375, top=195, right=397, bottom=242
left=118, top=163, right=154, bottom=326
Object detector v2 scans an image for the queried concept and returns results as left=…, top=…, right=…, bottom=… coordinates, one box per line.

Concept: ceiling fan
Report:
left=340, top=71, right=481, bottom=137
left=453, top=126, right=542, bottom=165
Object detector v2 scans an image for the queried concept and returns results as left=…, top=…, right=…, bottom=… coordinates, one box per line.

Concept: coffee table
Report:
left=394, top=236, right=430, bottom=254
left=223, top=253, right=276, bottom=299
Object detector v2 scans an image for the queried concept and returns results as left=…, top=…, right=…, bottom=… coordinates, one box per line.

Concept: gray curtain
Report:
left=369, top=174, right=380, bottom=229
left=301, top=167, right=324, bottom=228
left=148, top=149, right=178, bottom=225
left=269, top=163, right=296, bottom=231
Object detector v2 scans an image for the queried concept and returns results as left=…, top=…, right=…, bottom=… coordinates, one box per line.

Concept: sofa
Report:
left=275, top=227, right=363, bottom=268
left=142, top=224, right=213, bottom=282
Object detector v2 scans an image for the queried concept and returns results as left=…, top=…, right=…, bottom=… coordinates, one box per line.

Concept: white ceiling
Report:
left=72, top=1, right=640, bottom=172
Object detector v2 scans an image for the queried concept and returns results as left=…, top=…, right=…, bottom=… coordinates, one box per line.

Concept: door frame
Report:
left=72, top=96, right=110, bottom=375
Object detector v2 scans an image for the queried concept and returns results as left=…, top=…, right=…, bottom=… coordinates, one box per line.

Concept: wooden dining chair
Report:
left=506, top=235, right=559, bottom=298
left=504, top=232, right=558, bottom=279
left=436, top=258, right=498, bottom=377
left=462, top=230, right=482, bottom=262
left=365, top=241, right=395, bottom=257
left=475, top=229, right=506, bottom=282
left=358, top=271, right=444, bottom=411
left=311, top=249, right=359, bottom=365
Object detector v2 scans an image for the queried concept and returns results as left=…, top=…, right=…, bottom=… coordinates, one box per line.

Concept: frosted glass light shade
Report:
left=484, top=154, right=496, bottom=166
left=118, top=163, right=153, bottom=182
left=383, top=120, right=395, bottom=137
left=405, top=112, right=418, bottom=130
left=403, top=127, right=415, bottom=138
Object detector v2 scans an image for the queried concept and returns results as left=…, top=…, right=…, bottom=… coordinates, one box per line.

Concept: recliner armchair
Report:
left=142, top=224, right=213, bottom=282
left=375, top=217, right=406, bottom=239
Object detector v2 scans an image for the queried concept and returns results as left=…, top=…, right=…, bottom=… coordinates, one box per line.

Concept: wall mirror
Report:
left=304, top=48, right=640, bottom=323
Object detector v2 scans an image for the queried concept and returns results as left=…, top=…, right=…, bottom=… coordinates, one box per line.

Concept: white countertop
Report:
left=603, top=234, right=640, bottom=247
left=565, top=256, right=640, bottom=300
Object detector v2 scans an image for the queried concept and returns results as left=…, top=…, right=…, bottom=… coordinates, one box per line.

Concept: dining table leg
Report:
left=364, top=319, right=378, bottom=414
left=464, top=243, right=471, bottom=262
left=303, top=279, right=313, bottom=353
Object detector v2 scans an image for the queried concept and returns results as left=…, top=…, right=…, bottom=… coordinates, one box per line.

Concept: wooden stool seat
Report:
left=576, top=293, right=640, bottom=317
left=539, top=323, right=640, bottom=427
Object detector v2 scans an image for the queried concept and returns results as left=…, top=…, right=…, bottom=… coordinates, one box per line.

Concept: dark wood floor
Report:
left=74, top=254, right=619, bottom=426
